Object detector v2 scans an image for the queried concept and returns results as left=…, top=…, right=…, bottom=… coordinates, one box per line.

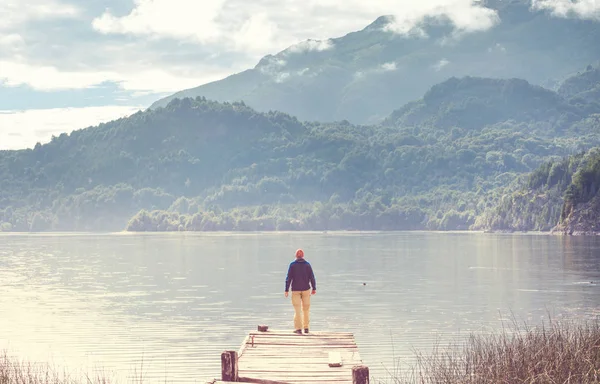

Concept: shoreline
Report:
left=0, top=228, right=596, bottom=235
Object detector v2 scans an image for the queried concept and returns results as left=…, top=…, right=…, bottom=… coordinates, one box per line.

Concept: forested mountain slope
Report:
left=1, top=70, right=599, bottom=232
left=473, top=148, right=600, bottom=234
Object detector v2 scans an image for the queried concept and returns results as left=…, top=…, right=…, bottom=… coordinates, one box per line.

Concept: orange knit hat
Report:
left=295, top=249, right=304, bottom=258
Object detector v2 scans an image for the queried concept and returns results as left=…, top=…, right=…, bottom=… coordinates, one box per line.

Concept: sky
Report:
left=1, top=0, right=598, bottom=150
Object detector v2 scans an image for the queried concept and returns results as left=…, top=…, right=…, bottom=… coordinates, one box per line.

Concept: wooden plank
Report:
left=239, top=359, right=362, bottom=366
left=240, top=374, right=352, bottom=381
left=238, top=333, right=251, bottom=356
left=248, top=332, right=355, bottom=336
left=218, top=329, right=365, bottom=384
left=239, top=365, right=353, bottom=372
left=241, top=352, right=359, bottom=356
left=246, top=338, right=356, bottom=343
left=247, top=331, right=355, bottom=337
left=239, top=358, right=362, bottom=365
left=328, top=351, right=343, bottom=367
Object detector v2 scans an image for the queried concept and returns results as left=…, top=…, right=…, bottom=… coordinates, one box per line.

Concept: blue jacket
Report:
left=285, top=258, right=316, bottom=292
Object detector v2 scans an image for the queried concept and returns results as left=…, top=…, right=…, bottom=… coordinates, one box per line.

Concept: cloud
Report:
left=354, top=61, right=398, bottom=79
left=381, top=62, right=397, bottom=71
left=0, top=60, right=233, bottom=93
left=0, top=106, right=143, bottom=150
left=531, top=0, right=600, bottom=20
left=2, top=0, right=505, bottom=99
left=488, top=43, right=507, bottom=53
left=230, top=13, right=279, bottom=54
left=92, top=1, right=501, bottom=54
left=0, top=0, right=79, bottom=31
left=93, top=0, right=227, bottom=42
left=382, top=1, right=500, bottom=35
left=433, top=58, right=450, bottom=71
left=286, top=39, right=334, bottom=54
left=257, top=56, right=287, bottom=74
left=0, top=34, right=25, bottom=47
left=6, top=0, right=598, bottom=112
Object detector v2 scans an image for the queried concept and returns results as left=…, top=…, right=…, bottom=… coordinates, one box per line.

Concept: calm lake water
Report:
left=1, top=232, right=599, bottom=383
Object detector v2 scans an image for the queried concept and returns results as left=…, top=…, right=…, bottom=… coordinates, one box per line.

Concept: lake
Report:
left=1, top=232, right=599, bottom=383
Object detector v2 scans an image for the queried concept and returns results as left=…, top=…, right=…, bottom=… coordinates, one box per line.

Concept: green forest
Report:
left=1, top=66, right=599, bottom=233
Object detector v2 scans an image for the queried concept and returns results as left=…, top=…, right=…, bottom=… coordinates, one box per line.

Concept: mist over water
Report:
left=1, top=232, right=599, bottom=383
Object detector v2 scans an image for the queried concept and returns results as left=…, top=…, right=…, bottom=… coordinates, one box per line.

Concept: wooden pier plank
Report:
left=231, top=329, right=364, bottom=384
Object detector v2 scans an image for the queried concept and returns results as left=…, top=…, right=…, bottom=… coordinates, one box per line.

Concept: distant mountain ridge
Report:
left=1, top=66, right=599, bottom=232
left=150, top=1, right=600, bottom=124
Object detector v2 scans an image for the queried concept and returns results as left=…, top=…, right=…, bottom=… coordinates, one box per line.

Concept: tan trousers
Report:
left=291, top=289, right=311, bottom=330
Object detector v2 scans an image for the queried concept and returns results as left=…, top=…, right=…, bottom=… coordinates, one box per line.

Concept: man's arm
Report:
left=285, top=263, right=293, bottom=293
left=309, top=264, right=316, bottom=292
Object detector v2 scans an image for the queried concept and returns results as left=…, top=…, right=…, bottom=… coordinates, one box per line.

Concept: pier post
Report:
left=221, top=350, right=238, bottom=382
left=352, top=365, right=369, bottom=384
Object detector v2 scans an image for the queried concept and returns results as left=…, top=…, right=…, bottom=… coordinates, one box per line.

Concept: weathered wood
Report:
left=257, top=325, right=269, bottom=332
left=221, top=350, right=238, bottom=382
left=352, top=365, right=369, bottom=384
left=216, top=329, right=366, bottom=384
left=237, top=379, right=291, bottom=384
left=328, top=351, right=343, bottom=367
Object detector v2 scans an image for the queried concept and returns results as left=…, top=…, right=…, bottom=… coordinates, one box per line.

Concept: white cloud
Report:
left=383, top=4, right=499, bottom=36
left=4, top=0, right=599, bottom=99
left=433, top=58, right=450, bottom=71
left=531, top=0, right=600, bottom=20
left=0, top=60, right=233, bottom=92
left=0, top=106, right=143, bottom=150
left=381, top=62, right=397, bottom=71
left=353, top=61, right=398, bottom=79
left=0, top=34, right=25, bottom=47
left=0, top=0, right=79, bottom=31
left=92, top=1, right=501, bottom=54
left=0, top=61, right=114, bottom=90
left=287, top=39, right=334, bottom=54
left=231, top=13, right=279, bottom=54
left=487, top=43, right=506, bottom=53
left=0, top=0, right=505, bottom=97
left=93, top=0, right=227, bottom=42
left=274, top=72, right=291, bottom=83
left=257, top=56, right=287, bottom=75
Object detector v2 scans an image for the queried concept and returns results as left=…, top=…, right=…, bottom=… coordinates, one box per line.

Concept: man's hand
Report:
left=284, top=291, right=288, bottom=298
left=311, top=290, right=316, bottom=295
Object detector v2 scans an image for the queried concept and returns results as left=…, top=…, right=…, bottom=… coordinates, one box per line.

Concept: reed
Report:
left=380, top=317, right=600, bottom=384
left=0, top=351, right=122, bottom=384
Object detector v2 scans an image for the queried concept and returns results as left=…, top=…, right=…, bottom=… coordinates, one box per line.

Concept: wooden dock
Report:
left=209, top=326, right=369, bottom=384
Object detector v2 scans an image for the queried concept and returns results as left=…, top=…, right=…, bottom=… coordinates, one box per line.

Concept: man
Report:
left=284, top=248, right=316, bottom=334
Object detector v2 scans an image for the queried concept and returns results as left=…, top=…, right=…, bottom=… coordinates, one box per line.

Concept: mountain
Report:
left=558, top=64, right=600, bottom=103
left=382, top=76, right=591, bottom=130
left=149, top=1, right=600, bottom=124
left=557, top=149, right=600, bottom=235
left=1, top=68, right=599, bottom=232
left=473, top=147, right=600, bottom=234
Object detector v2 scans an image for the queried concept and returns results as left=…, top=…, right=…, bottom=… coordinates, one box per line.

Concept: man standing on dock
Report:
left=284, top=249, right=316, bottom=334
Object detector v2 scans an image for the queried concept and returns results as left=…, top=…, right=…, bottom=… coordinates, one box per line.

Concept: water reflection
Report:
left=0, top=232, right=599, bottom=383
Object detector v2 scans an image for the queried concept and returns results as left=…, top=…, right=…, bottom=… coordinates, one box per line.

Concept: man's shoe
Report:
left=293, top=329, right=302, bottom=334
left=304, top=328, right=309, bottom=334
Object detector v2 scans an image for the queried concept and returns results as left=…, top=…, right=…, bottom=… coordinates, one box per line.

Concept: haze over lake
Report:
left=1, top=232, right=599, bottom=383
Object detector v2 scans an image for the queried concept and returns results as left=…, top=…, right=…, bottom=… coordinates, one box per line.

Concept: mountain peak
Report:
left=364, top=15, right=395, bottom=31
left=149, top=8, right=600, bottom=124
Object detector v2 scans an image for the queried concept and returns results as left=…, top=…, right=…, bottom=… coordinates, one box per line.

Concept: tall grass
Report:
left=382, top=318, right=600, bottom=384
left=0, top=351, right=125, bottom=384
